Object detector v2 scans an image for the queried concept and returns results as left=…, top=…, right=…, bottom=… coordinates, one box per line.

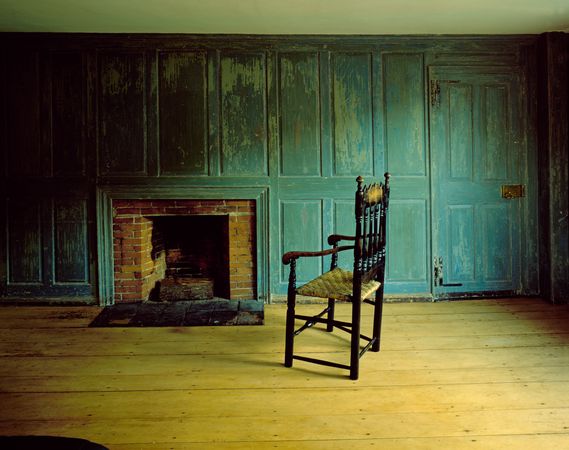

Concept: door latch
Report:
left=501, top=184, right=525, bottom=199
left=434, top=257, right=463, bottom=287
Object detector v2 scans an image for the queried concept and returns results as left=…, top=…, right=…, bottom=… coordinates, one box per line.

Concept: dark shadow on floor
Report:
left=0, top=436, right=108, bottom=449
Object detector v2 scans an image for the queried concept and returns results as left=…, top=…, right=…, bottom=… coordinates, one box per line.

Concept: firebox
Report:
left=112, top=199, right=256, bottom=303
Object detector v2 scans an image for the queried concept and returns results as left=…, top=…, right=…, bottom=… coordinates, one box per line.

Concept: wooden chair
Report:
left=282, top=173, right=391, bottom=380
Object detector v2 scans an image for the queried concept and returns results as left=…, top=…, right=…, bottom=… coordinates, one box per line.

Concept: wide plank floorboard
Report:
left=0, top=297, right=568, bottom=449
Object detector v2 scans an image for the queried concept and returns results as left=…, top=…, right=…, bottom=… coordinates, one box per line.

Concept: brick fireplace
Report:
left=112, top=199, right=256, bottom=303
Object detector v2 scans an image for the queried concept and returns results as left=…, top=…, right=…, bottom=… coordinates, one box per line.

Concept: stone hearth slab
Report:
left=89, top=300, right=264, bottom=327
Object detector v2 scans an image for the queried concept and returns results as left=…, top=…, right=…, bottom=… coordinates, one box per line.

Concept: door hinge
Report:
left=434, top=257, right=443, bottom=286
left=430, top=80, right=440, bottom=108
left=434, top=257, right=463, bottom=287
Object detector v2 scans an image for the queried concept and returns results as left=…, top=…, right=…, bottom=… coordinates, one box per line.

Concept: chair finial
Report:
left=356, top=176, right=364, bottom=188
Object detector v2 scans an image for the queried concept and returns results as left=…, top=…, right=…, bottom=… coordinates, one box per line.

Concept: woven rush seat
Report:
left=297, top=268, right=380, bottom=301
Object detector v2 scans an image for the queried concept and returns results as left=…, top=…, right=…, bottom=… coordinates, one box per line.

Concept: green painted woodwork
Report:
left=98, top=51, right=146, bottom=175
left=4, top=195, right=94, bottom=299
left=220, top=52, right=267, bottom=176
left=280, top=200, right=323, bottom=284
left=51, top=52, right=85, bottom=176
left=387, top=200, right=428, bottom=290
left=158, top=51, right=208, bottom=176
left=482, top=205, right=512, bottom=281
left=1, top=33, right=558, bottom=303
left=448, top=206, right=475, bottom=280
left=7, top=199, right=42, bottom=283
left=383, top=53, right=426, bottom=177
left=430, top=67, right=524, bottom=296
left=332, top=52, right=373, bottom=176
left=54, top=199, right=89, bottom=283
left=449, top=84, right=473, bottom=179
left=483, top=85, right=510, bottom=180
left=381, top=52, right=430, bottom=294
left=536, top=33, right=569, bottom=303
left=6, top=51, right=41, bottom=177
left=278, top=52, right=321, bottom=176
left=332, top=200, right=354, bottom=270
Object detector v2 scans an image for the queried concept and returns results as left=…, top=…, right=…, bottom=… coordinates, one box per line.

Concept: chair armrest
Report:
left=327, top=234, right=356, bottom=245
left=282, top=245, right=353, bottom=265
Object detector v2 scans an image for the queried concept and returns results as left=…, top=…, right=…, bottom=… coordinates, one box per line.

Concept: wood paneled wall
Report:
left=536, top=33, right=569, bottom=304
left=0, top=34, right=541, bottom=302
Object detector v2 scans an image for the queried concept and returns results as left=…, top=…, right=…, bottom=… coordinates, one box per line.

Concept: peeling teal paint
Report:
left=1, top=34, right=556, bottom=302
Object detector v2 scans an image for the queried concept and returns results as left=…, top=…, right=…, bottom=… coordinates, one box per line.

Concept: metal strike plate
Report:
left=501, top=184, right=525, bottom=199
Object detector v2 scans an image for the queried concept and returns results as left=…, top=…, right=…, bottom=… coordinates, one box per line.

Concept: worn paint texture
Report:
left=1, top=34, right=563, bottom=302
left=431, top=68, right=521, bottom=296
left=54, top=200, right=88, bottom=283
left=541, top=34, right=569, bottom=303
left=384, top=54, right=426, bottom=176
left=159, top=51, right=207, bottom=175
left=279, top=52, right=321, bottom=176
left=220, top=53, right=267, bottom=175
left=99, top=52, right=146, bottom=174
left=332, top=53, right=373, bottom=176
left=7, top=200, right=42, bottom=283
left=281, top=201, right=322, bottom=283
left=52, top=52, right=85, bottom=176
left=6, top=52, right=41, bottom=177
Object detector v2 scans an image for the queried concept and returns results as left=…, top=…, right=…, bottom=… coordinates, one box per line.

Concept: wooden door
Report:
left=429, top=66, right=527, bottom=298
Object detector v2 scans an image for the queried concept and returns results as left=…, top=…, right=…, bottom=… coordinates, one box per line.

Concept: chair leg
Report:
left=350, top=296, right=362, bottom=380
left=372, top=287, right=384, bottom=352
left=326, top=298, right=335, bottom=332
left=284, top=290, right=296, bottom=368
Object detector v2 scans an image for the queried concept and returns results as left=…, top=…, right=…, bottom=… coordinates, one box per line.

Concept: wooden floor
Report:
left=0, top=298, right=568, bottom=449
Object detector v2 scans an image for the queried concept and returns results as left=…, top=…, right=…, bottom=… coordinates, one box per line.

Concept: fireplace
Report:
left=112, top=199, right=256, bottom=303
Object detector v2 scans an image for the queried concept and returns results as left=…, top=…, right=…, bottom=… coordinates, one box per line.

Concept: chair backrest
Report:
left=354, top=173, right=390, bottom=288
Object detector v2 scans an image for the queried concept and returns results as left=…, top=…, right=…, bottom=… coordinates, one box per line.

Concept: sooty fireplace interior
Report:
left=151, top=216, right=230, bottom=301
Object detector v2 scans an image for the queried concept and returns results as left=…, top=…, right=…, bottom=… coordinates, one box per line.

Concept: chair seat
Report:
left=297, top=267, right=380, bottom=301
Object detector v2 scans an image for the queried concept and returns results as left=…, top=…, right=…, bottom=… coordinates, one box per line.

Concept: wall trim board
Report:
left=537, top=33, right=569, bottom=303
left=0, top=33, right=538, bottom=53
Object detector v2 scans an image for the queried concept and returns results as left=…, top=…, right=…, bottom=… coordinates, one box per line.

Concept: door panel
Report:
left=388, top=200, right=429, bottom=285
left=279, top=52, right=321, bottom=177
left=220, top=52, right=268, bottom=176
left=331, top=52, right=373, bottom=176
left=158, top=51, right=208, bottom=176
left=7, top=198, right=42, bottom=284
left=54, top=199, right=89, bottom=284
left=280, top=200, right=323, bottom=284
left=98, top=51, right=147, bottom=175
left=447, top=205, right=475, bottom=282
left=430, top=67, right=524, bottom=297
left=384, top=53, right=427, bottom=177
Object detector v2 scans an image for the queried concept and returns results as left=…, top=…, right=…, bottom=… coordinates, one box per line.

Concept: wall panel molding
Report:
left=158, top=50, right=208, bottom=176
left=0, top=33, right=545, bottom=302
left=97, top=50, right=148, bottom=176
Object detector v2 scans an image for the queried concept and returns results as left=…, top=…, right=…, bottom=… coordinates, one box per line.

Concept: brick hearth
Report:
left=112, top=199, right=256, bottom=303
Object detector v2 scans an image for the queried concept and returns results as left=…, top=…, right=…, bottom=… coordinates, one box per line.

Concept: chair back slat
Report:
left=353, top=173, right=391, bottom=295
